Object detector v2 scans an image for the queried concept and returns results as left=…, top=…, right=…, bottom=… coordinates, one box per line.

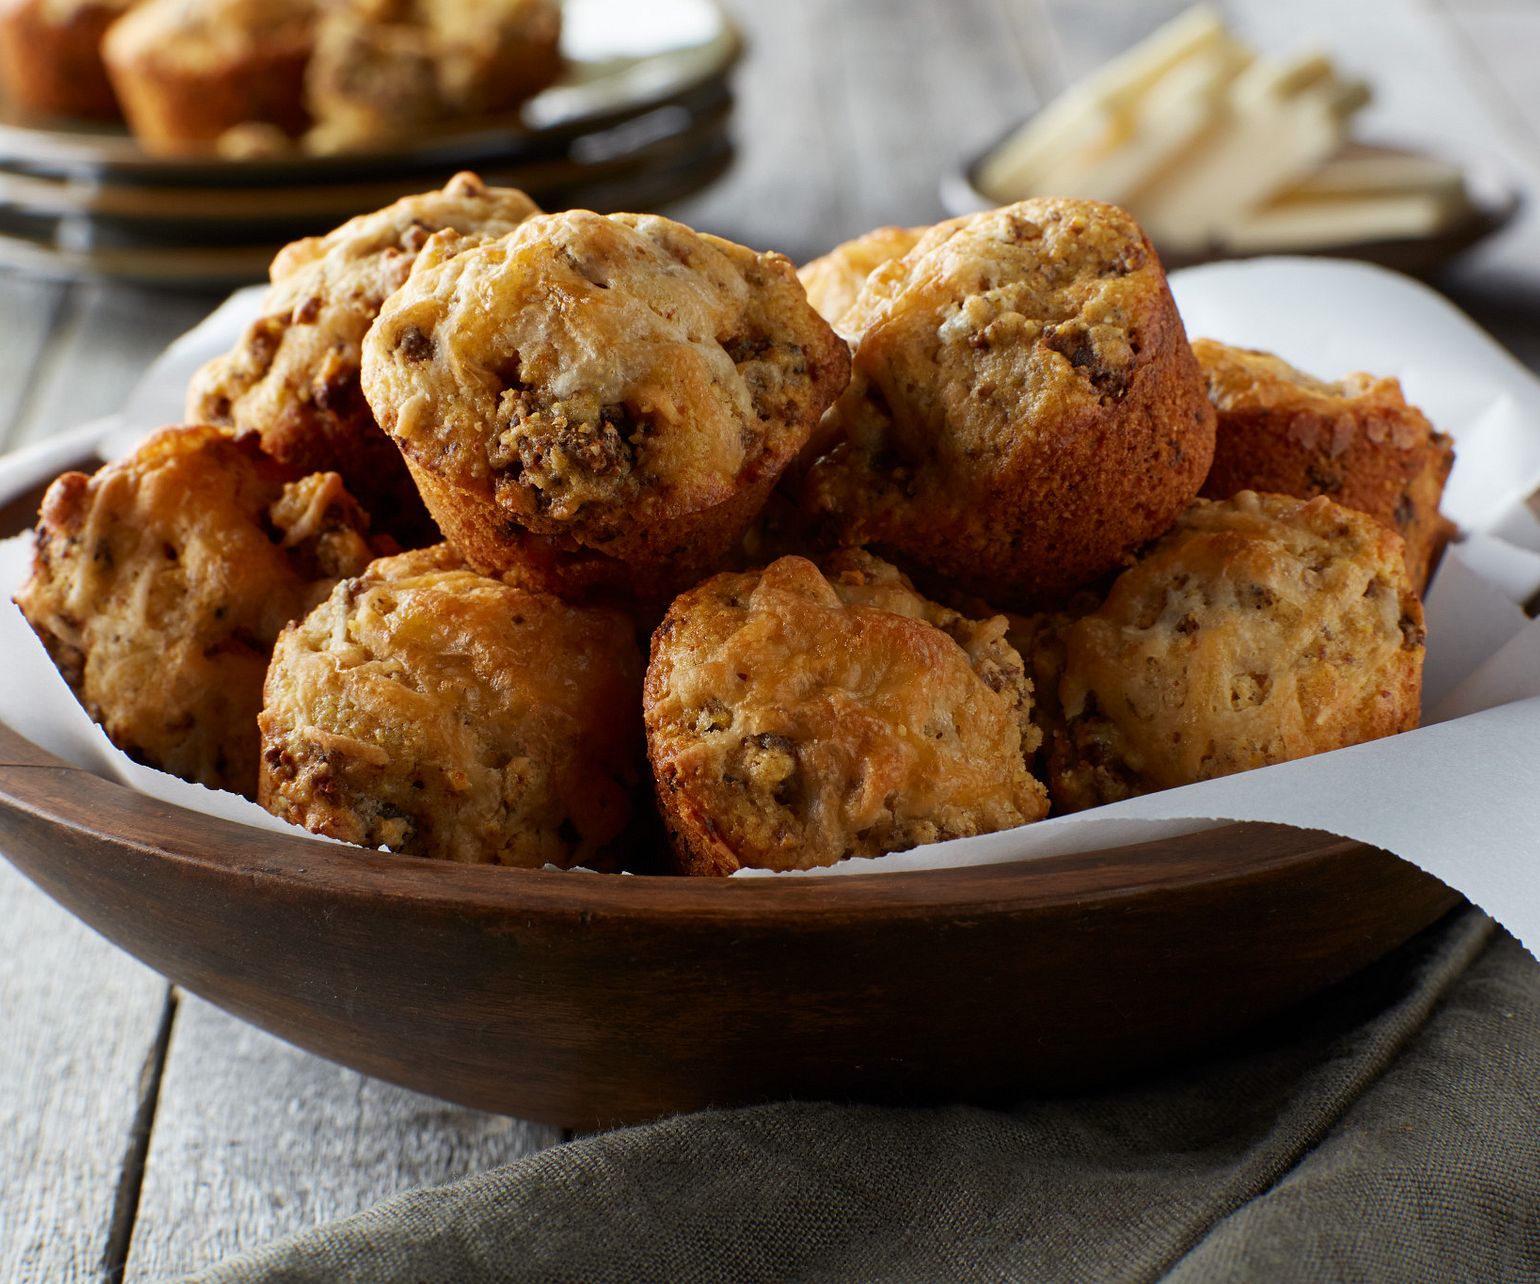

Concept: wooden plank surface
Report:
left=0, top=862, right=169, bottom=1284
left=123, top=997, right=560, bottom=1281
left=4, top=284, right=214, bottom=451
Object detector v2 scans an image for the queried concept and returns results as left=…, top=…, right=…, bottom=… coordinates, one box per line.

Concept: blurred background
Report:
left=0, top=0, right=1536, bottom=453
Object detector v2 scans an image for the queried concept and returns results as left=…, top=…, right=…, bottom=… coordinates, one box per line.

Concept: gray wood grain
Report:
left=0, top=277, right=67, bottom=451
left=0, top=861, right=170, bottom=1284
left=5, top=284, right=216, bottom=449
left=123, top=995, right=562, bottom=1281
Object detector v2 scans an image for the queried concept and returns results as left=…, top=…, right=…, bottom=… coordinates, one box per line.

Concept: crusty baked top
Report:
left=644, top=552, right=1047, bottom=872
left=188, top=173, right=539, bottom=438
left=1193, top=338, right=1438, bottom=454
left=361, top=210, right=850, bottom=540
left=835, top=198, right=1164, bottom=466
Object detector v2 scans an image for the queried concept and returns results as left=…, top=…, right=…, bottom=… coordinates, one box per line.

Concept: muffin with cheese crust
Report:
left=1050, top=491, right=1425, bottom=812
left=644, top=550, right=1048, bottom=875
left=802, top=198, right=1215, bottom=609
left=1193, top=338, right=1455, bottom=590
left=187, top=172, right=540, bottom=546
left=259, top=544, right=643, bottom=868
left=13, top=426, right=383, bottom=797
left=361, top=209, right=851, bottom=606
left=797, top=225, right=924, bottom=335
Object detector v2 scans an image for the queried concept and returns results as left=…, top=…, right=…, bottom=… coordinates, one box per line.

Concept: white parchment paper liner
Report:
left=2, top=259, right=1537, bottom=956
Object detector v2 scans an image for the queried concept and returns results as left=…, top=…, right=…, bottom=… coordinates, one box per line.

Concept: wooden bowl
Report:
left=0, top=716, right=1458, bottom=1128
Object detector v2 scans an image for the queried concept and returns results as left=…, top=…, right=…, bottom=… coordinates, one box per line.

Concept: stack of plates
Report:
left=0, top=0, right=741, bottom=286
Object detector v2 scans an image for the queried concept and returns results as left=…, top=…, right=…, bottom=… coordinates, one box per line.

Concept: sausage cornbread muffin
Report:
left=102, top=0, right=317, bottom=154
left=1050, top=491, right=1425, bottom=813
left=802, top=198, right=1216, bottom=609
left=644, top=551, right=1049, bottom=875
left=1193, top=339, right=1456, bottom=590
left=797, top=225, right=924, bottom=334
left=0, top=0, right=134, bottom=119
left=187, top=172, right=540, bottom=547
left=259, top=545, right=643, bottom=868
left=305, top=0, right=561, bottom=153
left=13, top=427, right=382, bottom=797
left=361, top=210, right=851, bottom=605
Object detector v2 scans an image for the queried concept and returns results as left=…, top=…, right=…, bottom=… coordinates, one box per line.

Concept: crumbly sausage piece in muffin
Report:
left=802, top=198, right=1216, bottom=608
left=305, top=0, right=562, bottom=153
left=13, top=426, right=382, bottom=796
left=1050, top=491, right=1425, bottom=812
left=259, top=545, right=643, bottom=868
left=1193, top=339, right=1456, bottom=590
left=360, top=210, right=851, bottom=606
left=187, top=172, right=540, bottom=546
left=797, top=225, right=924, bottom=335
left=644, top=551, right=1048, bottom=875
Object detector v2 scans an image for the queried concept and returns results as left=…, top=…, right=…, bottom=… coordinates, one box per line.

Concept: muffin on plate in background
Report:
left=361, top=209, right=851, bottom=609
left=644, top=550, right=1049, bottom=875
left=0, top=0, right=135, bottom=120
left=305, top=0, right=562, bottom=153
left=260, top=544, right=644, bottom=869
left=14, top=426, right=387, bottom=798
left=1193, top=338, right=1456, bottom=590
left=187, top=172, right=540, bottom=548
left=102, top=0, right=317, bottom=154
left=801, top=198, right=1217, bottom=610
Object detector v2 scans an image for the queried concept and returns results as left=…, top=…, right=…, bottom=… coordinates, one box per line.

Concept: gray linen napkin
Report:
left=188, top=908, right=1539, bottom=1283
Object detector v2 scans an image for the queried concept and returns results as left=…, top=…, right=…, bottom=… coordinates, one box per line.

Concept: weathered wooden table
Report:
left=3, top=1, right=1537, bottom=1278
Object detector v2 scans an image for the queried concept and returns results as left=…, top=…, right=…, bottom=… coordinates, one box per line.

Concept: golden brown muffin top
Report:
left=187, top=173, right=539, bottom=441
left=1192, top=338, right=1440, bottom=454
left=797, top=225, right=924, bottom=334
left=259, top=544, right=642, bottom=867
left=362, top=209, right=851, bottom=543
left=834, top=199, right=1166, bottom=470
left=13, top=426, right=379, bottom=796
left=644, top=551, right=1048, bottom=873
left=1054, top=491, right=1424, bottom=810
left=104, top=0, right=315, bottom=70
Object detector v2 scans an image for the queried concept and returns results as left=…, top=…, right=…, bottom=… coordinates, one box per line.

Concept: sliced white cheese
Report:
left=1132, top=53, right=1369, bottom=249
left=1221, top=187, right=1472, bottom=252
left=975, top=4, right=1230, bottom=199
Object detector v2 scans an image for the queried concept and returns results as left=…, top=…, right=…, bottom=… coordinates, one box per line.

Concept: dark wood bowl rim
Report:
left=0, top=719, right=1374, bottom=926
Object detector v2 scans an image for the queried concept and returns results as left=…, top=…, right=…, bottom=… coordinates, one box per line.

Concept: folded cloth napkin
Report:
left=187, top=908, right=1538, bottom=1283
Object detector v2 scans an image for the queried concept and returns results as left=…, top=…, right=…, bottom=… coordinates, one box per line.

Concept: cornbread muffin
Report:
left=305, top=0, right=561, bottom=153
left=187, top=173, right=540, bottom=547
left=1193, top=339, right=1456, bottom=589
left=802, top=198, right=1216, bottom=609
left=102, top=0, right=316, bottom=154
left=0, top=0, right=134, bottom=120
left=361, top=210, right=851, bottom=605
left=259, top=545, right=643, bottom=868
left=13, top=427, right=381, bottom=797
left=797, top=225, right=924, bottom=334
left=1051, top=491, right=1425, bottom=812
left=644, top=551, right=1049, bottom=875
